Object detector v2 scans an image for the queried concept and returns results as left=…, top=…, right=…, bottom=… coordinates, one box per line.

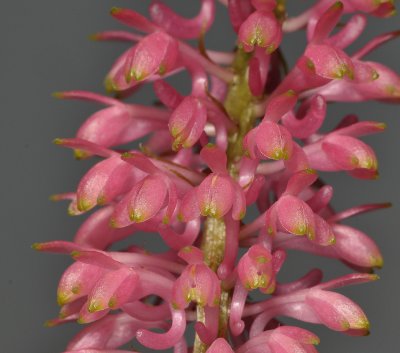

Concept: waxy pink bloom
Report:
left=37, top=1, right=397, bottom=353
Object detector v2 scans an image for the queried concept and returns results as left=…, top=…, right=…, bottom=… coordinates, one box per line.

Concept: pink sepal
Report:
left=249, top=56, right=263, bottom=96
left=326, top=14, right=367, bottom=49
left=76, top=156, right=136, bottom=212
left=90, top=30, right=143, bottom=43
left=345, top=0, right=395, bottom=17
left=321, top=134, right=378, bottom=177
left=206, top=338, right=235, bottom=353
left=310, top=2, right=343, bottom=44
left=273, top=326, right=320, bottom=345
left=313, top=214, right=335, bottom=246
left=333, top=224, right=383, bottom=268
left=228, top=0, right=254, bottom=33
left=76, top=105, right=166, bottom=149
left=304, top=44, right=354, bottom=80
left=238, top=11, right=282, bottom=53
left=54, top=138, right=115, bottom=159
left=328, top=201, right=391, bottom=223
left=200, top=144, right=227, bottom=174
left=86, top=267, right=138, bottom=312
left=284, top=143, right=311, bottom=174
left=255, top=121, right=294, bottom=160
left=32, top=241, right=87, bottom=254
left=179, top=188, right=200, bottom=222
left=74, top=206, right=134, bottom=249
left=110, top=7, right=159, bottom=33
left=281, top=95, right=326, bottom=139
left=197, top=174, right=234, bottom=218
left=122, top=301, right=170, bottom=321
left=159, top=219, right=201, bottom=250
left=316, top=272, right=379, bottom=291
left=276, top=195, right=316, bottom=239
left=137, top=308, right=185, bottom=349
left=237, top=244, right=274, bottom=292
left=315, top=61, right=400, bottom=102
left=218, top=216, right=240, bottom=279
left=267, top=334, right=318, bottom=353
left=169, top=96, right=207, bottom=151
left=307, top=185, right=333, bottom=213
left=59, top=297, right=87, bottom=320
left=57, top=262, right=104, bottom=306
left=195, top=306, right=219, bottom=345
left=283, top=170, right=318, bottom=197
left=67, top=312, right=162, bottom=351
left=332, top=120, right=386, bottom=138
left=264, top=90, right=298, bottom=123
left=305, top=289, right=370, bottom=335
left=154, top=80, right=184, bottom=109
left=125, top=31, right=179, bottom=83
left=275, top=269, right=323, bottom=295
left=149, top=0, right=215, bottom=39
left=72, top=251, right=122, bottom=271
left=178, top=246, right=204, bottom=265
left=172, top=264, right=221, bottom=309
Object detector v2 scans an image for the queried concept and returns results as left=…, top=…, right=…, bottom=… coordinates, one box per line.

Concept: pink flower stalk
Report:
left=36, top=1, right=398, bottom=353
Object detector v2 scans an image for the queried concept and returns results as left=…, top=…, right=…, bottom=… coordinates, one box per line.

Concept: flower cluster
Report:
left=36, top=1, right=399, bottom=353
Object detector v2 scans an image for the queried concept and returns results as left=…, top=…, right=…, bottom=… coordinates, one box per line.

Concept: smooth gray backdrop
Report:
left=1, top=1, right=399, bottom=353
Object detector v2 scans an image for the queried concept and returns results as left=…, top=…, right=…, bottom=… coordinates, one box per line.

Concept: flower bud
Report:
left=172, top=264, right=221, bottom=309
left=255, top=121, right=294, bottom=160
left=238, top=11, right=282, bottom=53
left=111, top=174, right=169, bottom=227
left=124, top=31, right=179, bottom=82
left=76, top=156, right=135, bottom=212
left=169, top=96, right=207, bottom=151
left=238, top=245, right=274, bottom=292
left=304, top=44, right=354, bottom=80
left=305, top=289, right=370, bottom=335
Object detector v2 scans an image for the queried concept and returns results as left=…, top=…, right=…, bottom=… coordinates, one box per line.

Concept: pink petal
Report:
left=238, top=11, right=282, bottom=53
left=306, top=289, right=370, bottom=335
left=169, top=96, right=207, bottom=150
left=125, top=31, right=179, bottom=83
left=333, top=224, right=383, bottom=268
left=197, top=174, right=234, bottom=218
left=200, top=144, right=227, bottom=174
left=149, top=0, right=215, bottom=39
left=276, top=195, right=315, bottom=238
left=256, top=121, right=293, bottom=160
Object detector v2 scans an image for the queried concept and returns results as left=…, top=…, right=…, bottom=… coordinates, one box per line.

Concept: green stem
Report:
left=193, top=47, right=261, bottom=352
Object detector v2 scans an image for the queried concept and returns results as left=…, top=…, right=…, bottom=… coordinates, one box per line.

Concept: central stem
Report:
left=193, top=48, right=259, bottom=353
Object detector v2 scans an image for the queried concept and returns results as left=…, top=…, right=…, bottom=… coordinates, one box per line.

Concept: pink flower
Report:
left=38, top=1, right=398, bottom=353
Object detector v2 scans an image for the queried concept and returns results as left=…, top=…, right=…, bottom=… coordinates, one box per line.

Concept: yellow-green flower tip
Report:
left=74, top=149, right=90, bottom=160
left=88, top=300, right=103, bottom=313
left=88, top=33, right=101, bottom=41
left=31, top=242, right=42, bottom=251
left=70, top=250, right=81, bottom=259
left=108, top=297, right=117, bottom=309
left=53, top=138, right=64, bottom=145
left=44, top=320, right=56, bottom=328
left=333, top=1, right=344, bottom=9
left=77, top=198, right=91, bottom=212
left=121, top=151, right=134, bottom=159
left=52, top=91, right=65, bottom=99
left=57, top=292, right=70, bottom=306
left=110, top=7, right=122, bottom=15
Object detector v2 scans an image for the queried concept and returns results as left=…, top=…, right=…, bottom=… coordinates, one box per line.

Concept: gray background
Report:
left=1, top=1, right=399, bottom=352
